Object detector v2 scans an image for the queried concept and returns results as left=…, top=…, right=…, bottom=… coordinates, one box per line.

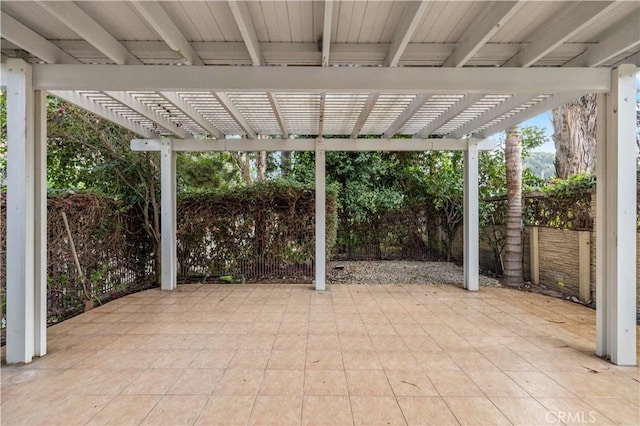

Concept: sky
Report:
left=522, top=112, right=555, bottom=153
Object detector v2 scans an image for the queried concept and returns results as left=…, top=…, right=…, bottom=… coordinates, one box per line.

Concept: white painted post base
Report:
left=595, top=65, right=637, bottom=366
left=5, top=59, right=47, bottom=363
left=315, top=139, right=327, bottom=291
left=463, top=140, right=479, bottom=291
left=160, top=139, right=177, bottom=291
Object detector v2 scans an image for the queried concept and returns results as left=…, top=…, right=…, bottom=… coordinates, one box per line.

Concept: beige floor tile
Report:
left=87, top=394, right=161, bottom=425
left=306, top=350, right=344, bottom=370
left=195, top=395, right=255, bottom=425
left=249, top=395, right=303, bottom=425
left=259, top=369, right=304, bottom=395
left=397, top=396, right=459, bottom=425
left=37, top=395, right=115, bottom=425
left=149, top=349, right=200, bottom=369
left=584, top=397, right=640, bottom=425
left=273, top=334, right=307, bottom=350
left=141, top=394, right=208, bottom=425
left=307, top=334, right=341, bottom=350
left=214, top=369, right=265, bottom=396
left=342, top=350, right=383, bottom=370
left=466, top=370, right=528, bottom=397
left=507, top=371, right=576, bottom=397
left=444, top=396, right=511, bottom=425
left=350, top=396, right=406, bottom=426
left=267, top=349, right=306, bottom=370
left=490, top=397, right=557, bottom=425
left=339, top=334, right=374, bottom=351
left=190, top=349, right=237, bottom=369
left=536, top=397, right=615, bottom=425
left=167, top=368, right=225, bottom=395
left=228, top=349, right=271, bottom=369
left=386, top=370, right=439, bottom=397
left=412, top=351, right=461, bottom=372
left=304, top=370, right=349, bottom=396
left=123, top=369, right=183, bottom=395
left=302, top=396, right=354, bottom=426
left=240, top=334, right=277, bottom=350
left=427, top=370, right=483, bottom=397
left=378, top=351, right=420, bottom=370
left=345, top=370, right=394, bottom=396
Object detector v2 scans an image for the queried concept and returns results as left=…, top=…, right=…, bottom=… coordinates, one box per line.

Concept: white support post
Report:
left=33, top=90, right=47, bottom=357
left=315, top=139, right=327, bottom=291
left=596, top=65, right=638, bottom=366
left=5, top=59, right=35, bottom=363
left=463, top=140, right=479, bottom=291
left=160, top=139, right=177, bottom=291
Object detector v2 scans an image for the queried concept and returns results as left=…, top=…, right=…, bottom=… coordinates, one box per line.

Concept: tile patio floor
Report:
left=1, top=283, right=639, bottom=425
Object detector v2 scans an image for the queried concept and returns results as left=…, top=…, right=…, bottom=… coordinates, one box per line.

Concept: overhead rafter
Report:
left=130, top=1, right=203, bottom=66
left=322, top=0, right=334, bottom=66
left=415, top=93, right=485, bottom=138
left=384, top=1, right=430, bottom=67
left=504, top=1, right=621, bottom=67
left=214, top=92, right=256, bottom=138
left=36, top=0, right=141, bottom=65
left=382, top=93, right=432, bottom=138
left=0, top=12, right=79, bottom=64
left=565, top=13, right=640, bottom=67
left=158, top=92, right=223, bottom=138
left=450, top=93, right=535, bottom=138
left=132, top=138, right=499, bottom=152
left=52, top=90, right=158, bottom=138
left=443, top=1, right=524, bottom=67
left=351, top=93, right=379, bottom=138
left=479, top=92, right=583, bottom=137
left=105, top=91, right=191, bottom=138
left=228, top=0, right=265, bottom=66
left=267, top=93, right=289, bottom=138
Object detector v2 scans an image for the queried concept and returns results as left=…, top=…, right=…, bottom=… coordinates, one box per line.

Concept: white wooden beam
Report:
left=565, top=13, right=640, bottom=67
left=267, top=92, right=289, bottom=138
left=50, top=90, right=158, bottom=138
left=228, top=0, right=265, bottom=66
left=384, top=1, right=430, bottom=67
left=444, top=1, right=524, bottom=67
left=351, top=93, right=378, bottom=138
left=382, top=93, right=432, bottom=138
left=596, top=64, right=638, bottom=366
left=159, top=91, right=223, bottom=138
left=450, top=94, right=535, bottom=138
left=595, top=92, right=608, bottom=359
left=130, top=1, right=203, bottom=66
left=479, top=92, right=583, bottom=137
left=416, top=93, right=485, bottom=138
left=160, top=139, right=177, bottom=291
left=131, top=137, right=498, bottom=152
left=322, top=0, right=333, bottom=66
left=32, top=65, right=612, bottom=93
left=315, top=139, right=326, bottom=291
left=0, top=12, right=79, bottom=65
left=214, top=92, right=256, bottom=138
left=33, top=89, right=47, bottom=357
left=105, top=91, right=190, bottom=138
left=36, top=1, right=141, bottom=65
left=505, top=1, right=621, bottom=67
left=5, top=59, right=35, bottom=363
left=464, top=140, right=479, bottom=291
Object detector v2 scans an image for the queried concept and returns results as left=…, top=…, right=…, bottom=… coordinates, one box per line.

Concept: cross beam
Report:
left=131, top=138, right=498, bottom=152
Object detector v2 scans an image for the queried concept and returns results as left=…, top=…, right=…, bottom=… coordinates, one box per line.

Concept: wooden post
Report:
left=530, top=227, right=540, bottom=286
left=578, top=231, right=591, bottom=303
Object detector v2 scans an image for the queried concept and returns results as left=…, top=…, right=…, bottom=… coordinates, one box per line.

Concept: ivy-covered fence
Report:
left=177, top=183, right=337, bottom=282
left=0, top=193, right=156, bottom=327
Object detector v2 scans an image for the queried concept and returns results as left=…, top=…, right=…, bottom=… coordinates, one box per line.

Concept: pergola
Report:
left=1, top=1, right=638, bottom=367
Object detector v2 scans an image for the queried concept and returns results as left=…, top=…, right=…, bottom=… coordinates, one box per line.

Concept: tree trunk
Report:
left=504, top=125, right=523, bottom=286
left=231, top=152, right=253, bottom=185
left=281, top=151, right=292, bottom=178
left=256, top=151, right=267, bottom=183
left=552, top=94, right=597, bottom=179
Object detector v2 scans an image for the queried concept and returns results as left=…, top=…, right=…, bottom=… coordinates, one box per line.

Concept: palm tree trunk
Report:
left=504, top=126, right=523, bottom=286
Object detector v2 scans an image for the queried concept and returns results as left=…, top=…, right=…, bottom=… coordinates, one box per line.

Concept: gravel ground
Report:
left=327, top=260, right=502, bottom=287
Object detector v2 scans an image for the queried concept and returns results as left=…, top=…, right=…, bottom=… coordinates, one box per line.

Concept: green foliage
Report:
left=542, top=173, right=596, bottom=197
left=177, top=152, right=242, bottom=192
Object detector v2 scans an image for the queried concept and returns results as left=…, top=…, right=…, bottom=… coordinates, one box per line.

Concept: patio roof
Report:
left=1, top=0, right=638, bottom=139
left=1, top=1, right=638, bottom=367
